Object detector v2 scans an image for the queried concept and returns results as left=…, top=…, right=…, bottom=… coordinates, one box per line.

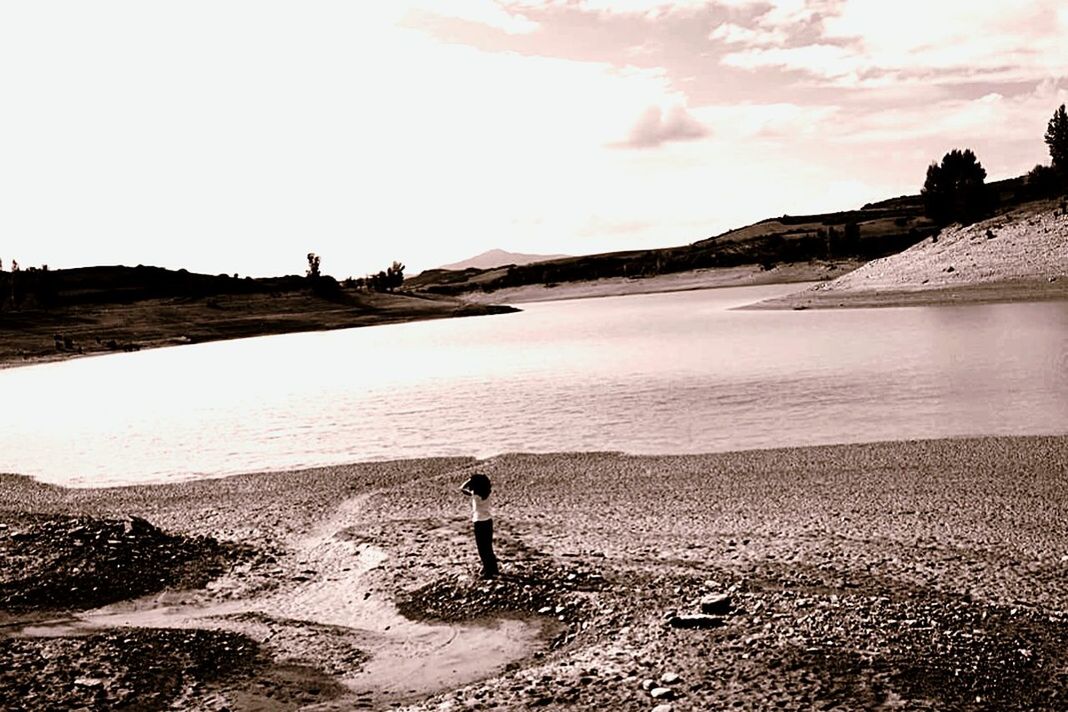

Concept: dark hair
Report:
left=467, top=473, right=492, bottom=499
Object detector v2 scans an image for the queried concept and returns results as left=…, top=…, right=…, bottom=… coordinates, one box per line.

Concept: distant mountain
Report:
left=438, top=249, right=570, bottom=271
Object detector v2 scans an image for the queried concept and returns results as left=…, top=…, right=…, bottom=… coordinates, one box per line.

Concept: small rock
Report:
left=641, top=679, right=655, bottom=691
left=668, top=614, right=725, bottom=629
left=652, top=705, right=674, bottom=712
left=659, top=672, right=680, bottom=684
left=650, top=687, right=675, bottom=700
left=700, top=593, right=732, bottom=615
left=74, top=677, right=104, bottom=688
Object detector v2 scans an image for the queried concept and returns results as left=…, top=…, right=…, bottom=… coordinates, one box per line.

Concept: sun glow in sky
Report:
left=2, top=1, right=1066, bottom=277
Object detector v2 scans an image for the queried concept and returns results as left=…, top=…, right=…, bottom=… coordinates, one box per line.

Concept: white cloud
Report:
left=722, top=43, right=862, bottom=78
left=410, top=0, right=539, bottom=33
left=719, top=0, right=1068, bottom=86
left=511, top=0, right=714, bottom=19
left=615, top=105, right=710, bottom=148
left=709, top=22, right=786, bottom=46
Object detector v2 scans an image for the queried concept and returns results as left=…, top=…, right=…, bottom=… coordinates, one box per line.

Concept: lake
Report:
left=3, top=282, right=1067, bottom=487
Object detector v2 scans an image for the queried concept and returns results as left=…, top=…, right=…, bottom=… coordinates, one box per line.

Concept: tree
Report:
left=1045, top=104, right=1068, bottom=174
left=922, top=149, right=989, bottom=225
left=306, top=252, right=321, bottom=278
left=386, top=260, right=405, bottom=291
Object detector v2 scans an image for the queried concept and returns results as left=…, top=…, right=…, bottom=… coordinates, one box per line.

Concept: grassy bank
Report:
left=0, top=287, right=515, bottom=369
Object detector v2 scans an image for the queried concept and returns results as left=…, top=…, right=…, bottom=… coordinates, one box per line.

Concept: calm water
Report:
left=3, top=282, right=1067, bottom=487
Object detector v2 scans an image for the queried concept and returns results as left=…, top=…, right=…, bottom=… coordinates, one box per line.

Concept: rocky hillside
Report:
left=753, top=198, right=1068, bottom=309
left=813, top=200, right=1066, bottom=291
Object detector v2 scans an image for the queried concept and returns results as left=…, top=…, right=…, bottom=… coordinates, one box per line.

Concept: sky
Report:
left=1, top=1, right=1066, bottom=277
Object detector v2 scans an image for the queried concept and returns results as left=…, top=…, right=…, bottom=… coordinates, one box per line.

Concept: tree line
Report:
left=305, top=252, right=406, bottom=294
left=923, top=104, right=1068, bottom=225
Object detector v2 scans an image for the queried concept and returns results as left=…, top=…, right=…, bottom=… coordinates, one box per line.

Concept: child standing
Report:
left=460, top=473, right=499, bottom=579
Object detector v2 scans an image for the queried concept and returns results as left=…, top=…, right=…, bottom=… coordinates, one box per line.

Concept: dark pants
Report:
left=474, top=519, right=498, bottom=578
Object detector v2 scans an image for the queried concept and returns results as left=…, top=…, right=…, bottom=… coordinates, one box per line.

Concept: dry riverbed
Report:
left=3, top=436, right=1068, bottom=710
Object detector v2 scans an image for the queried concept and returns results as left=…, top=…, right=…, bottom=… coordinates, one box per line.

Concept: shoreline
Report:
left=0, top=292, right=517, bottom=371
left=6, top=263, right=1065, bottom=373
left=4, top=435, right=1068, bottom=709
left=745, top=276, right=1068, bottom=310
left=459, top=260, right=857, bottom=305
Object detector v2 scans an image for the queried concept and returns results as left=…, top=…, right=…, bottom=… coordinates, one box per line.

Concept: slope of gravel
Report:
left=818, top=200, right=1067, bottom=292
left=751, top=199, right=1068, bottom=309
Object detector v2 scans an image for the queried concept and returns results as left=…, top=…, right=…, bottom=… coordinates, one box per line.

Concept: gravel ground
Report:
left=3, top=437, right=1068, bottom=710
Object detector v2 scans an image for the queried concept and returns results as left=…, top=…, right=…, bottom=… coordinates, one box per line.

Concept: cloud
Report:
left=511, top=0, right=715, bottom=19
left=718, top=0, right=1068, bottom=87
left=722, top=42, right=862, bottom=78
left=409, top=0, right=539, bottom=34
left=614, top=105, right=710, bottom=148
left=709, top=21, right=787, bottom=46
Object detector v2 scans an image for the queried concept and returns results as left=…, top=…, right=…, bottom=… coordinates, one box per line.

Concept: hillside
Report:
left=407, top=176, right=1044, bottom=299
left=407, top=194, right=941, bottom=297
left=437, top=249, right=570, bottom=271
left=751, top=199, right=1068, bottom=309
left=0, top=266, right=514, bottom=367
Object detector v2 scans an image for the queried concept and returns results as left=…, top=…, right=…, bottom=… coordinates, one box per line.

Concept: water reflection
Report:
left=2, top=283, right=1066, bottom=486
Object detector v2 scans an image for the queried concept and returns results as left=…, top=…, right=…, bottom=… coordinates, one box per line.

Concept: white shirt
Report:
left=471, top=494, right=492, bottom=522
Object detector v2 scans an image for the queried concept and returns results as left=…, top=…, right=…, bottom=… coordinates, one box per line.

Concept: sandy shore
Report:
left=4, top=436, right=1068, bottom=710
left=459, top=261, right=860, bottom=305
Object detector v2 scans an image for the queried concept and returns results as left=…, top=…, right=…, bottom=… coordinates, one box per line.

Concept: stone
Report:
left=668, top=614, right=725, bottom=629
left=650, top=687, right=675, bottom=700
left=659, top=672, right=680, bottom=685
left=641, top=679, right=656, bottom=691
left=652, top=705, right=674, bottom=712
left=700, top=593, right=732, bottom=615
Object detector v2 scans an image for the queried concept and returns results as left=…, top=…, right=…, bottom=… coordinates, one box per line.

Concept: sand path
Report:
left=13, top=490, right=544, bottom=708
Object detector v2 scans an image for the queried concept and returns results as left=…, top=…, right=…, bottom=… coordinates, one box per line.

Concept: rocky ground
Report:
left=0, top=512, right=253, bottom=611
left=3, top=438, right=1068, bottom=710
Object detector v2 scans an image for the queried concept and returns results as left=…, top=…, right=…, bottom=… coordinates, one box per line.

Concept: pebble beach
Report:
left=3, top=435, right=1068, bottom=710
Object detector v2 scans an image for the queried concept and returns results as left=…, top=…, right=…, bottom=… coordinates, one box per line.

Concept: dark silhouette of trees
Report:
left=1045, top=104, right=1068, bottom=175
left=306, top=252, right=321, bottom=278
left=1026, top=163, right=1062, bottom=198
left=922, top=149, right=990, bottom=225
left=366, top=261, right=405, bottom=292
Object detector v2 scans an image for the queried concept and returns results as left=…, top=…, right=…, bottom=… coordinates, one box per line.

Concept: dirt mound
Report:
left=398, top=557, right=606, bottom=647
left=0, top=513, right=249, bottom=611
